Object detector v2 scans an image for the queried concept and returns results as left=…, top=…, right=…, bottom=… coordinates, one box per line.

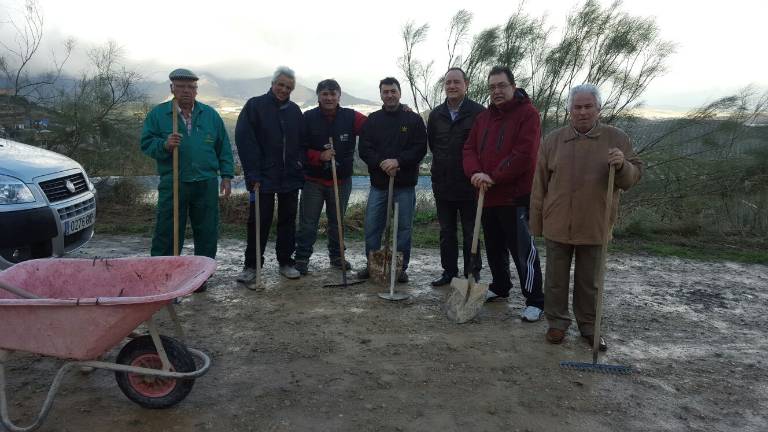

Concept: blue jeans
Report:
left=295, top=178, right=352, bottom=262
left=364, top=185, right=416, bottom=270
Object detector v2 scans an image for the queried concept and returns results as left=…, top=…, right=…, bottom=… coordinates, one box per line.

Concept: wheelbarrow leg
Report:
left=165, top=303, right=186, bottom=344
left=1, top=349, right=79, bottom=432
left=145, top=318, right=173, bottom=372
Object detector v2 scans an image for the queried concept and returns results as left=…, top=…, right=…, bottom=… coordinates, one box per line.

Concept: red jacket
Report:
left=462, top=89, right=541, bottom=207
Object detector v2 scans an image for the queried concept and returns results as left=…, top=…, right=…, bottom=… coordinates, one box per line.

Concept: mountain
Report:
left=141, top=73, right=380, bottom=113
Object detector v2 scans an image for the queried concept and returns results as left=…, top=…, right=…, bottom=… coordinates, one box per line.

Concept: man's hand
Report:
left=248, top=181, right=261, bottom=192
left=608, top=148, right=625, bottom=170
left=165, top=133, right=181, bottom=151
left=380, top=158, right=400, bottom=177
left=320, top=146, right=336, bottom=161
left=471, top=172, right=494, bottom=191
left=220, top=178, right=231, bottom=198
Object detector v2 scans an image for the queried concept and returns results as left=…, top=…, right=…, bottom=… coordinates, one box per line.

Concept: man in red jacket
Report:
left=462, top=65, right=545, bottom=322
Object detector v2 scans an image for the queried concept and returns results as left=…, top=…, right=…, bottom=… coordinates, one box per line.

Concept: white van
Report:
left=0, top=138, right=96, bottom=269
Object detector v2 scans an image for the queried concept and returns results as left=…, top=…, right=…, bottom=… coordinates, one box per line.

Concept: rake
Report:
left=560, top=165, right=632, bottom=375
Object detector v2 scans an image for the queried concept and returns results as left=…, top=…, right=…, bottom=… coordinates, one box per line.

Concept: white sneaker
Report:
left=279, top=265, right=300, bottom=279
left=521, top=305, right=544, bottom=322
left=236, top=267, right=257, bottom=283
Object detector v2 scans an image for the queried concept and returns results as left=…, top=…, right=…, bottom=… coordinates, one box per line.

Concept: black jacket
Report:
left=303, top=106, right=356, bottom=180
left=427, top=98, right=485, bottom=200
left=235, top=90, right=306, bottom=193
left=359, top=104, right=427, bottom=189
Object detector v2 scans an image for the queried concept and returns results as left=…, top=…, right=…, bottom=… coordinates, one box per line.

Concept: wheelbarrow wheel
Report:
left=114, top=335, right=196, bottom=409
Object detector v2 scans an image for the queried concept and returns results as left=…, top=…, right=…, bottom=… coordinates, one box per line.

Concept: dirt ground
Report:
left=3, top=234, right=767, bottom=432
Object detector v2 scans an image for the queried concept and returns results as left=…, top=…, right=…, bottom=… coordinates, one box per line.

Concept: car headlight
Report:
left=0, top=174, right=36, bottom=204
left=82, top=170, right=95, bottom=191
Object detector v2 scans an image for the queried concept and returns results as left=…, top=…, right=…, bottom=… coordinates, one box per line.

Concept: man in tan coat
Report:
left=530, top=84, right=643, bottom=350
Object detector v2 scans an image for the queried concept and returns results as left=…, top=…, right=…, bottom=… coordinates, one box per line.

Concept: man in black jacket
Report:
left=294, top=79, right=368, bottom=275
left=357, top=77, right=427, bottom=283
left=427, top=67, right=485, bottom=286
left=235, top=66, right=306, bottom=281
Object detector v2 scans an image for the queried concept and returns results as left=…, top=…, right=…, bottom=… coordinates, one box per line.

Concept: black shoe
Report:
left=295, top=260, right=309, bottom=275
left=484, top=290, right=509, bottom=303
left=397, top=271, right=409, bottom=284
left=330, top=257, right=353, bottom=270
left=582, top=334, right=608, bottom=351
left=431, top=272, right=454, bottom=287
left=357, top=267, right=370, bottom=280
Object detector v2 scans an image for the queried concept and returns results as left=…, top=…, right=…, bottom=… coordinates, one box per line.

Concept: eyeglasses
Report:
left=173, top=84, right=198, bottom=90
left=487, top=82, right=511, bottom=92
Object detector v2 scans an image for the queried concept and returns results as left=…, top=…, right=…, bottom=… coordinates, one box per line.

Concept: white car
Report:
left=0, top=138, right=96, bottom=269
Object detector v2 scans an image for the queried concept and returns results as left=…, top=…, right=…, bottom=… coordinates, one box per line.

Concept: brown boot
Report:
left=546, top=328, right=565, bottom=344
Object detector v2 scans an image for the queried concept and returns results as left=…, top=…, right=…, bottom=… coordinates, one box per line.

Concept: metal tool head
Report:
left=445, top=276, right=488, bottom=323
left=377, top=292, right=410, bottom=301
left=559, top=360, right=632, bottom=375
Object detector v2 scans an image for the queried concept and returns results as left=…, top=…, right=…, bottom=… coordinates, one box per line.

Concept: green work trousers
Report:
left=543, top=239, right=603, bottom=336
left=151, top=176, right=219, bottom=258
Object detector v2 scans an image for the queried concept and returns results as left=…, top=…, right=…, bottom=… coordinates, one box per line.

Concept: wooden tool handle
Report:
left=470, top=189, right=485, bottom=255
left=329, top=138, right=348, bottom=284
left=172, top=99, right=180, bottom=256
left=592, top=165, right=616, bottom=363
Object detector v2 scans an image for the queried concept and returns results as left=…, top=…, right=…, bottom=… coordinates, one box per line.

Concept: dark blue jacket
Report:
left=235, top=90, right=306, bottom=193
left=359, top=104, right=427, bottom=189
left=303, top=106, right=356, bottom=180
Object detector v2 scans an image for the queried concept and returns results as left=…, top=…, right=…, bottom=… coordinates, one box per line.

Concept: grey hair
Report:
left=272, top=66, right=295, bottom=83
left=568, top=84, right=602, bottom=110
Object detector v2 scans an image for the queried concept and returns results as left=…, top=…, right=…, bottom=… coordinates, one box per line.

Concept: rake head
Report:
left=560, top=361, right=632, bottom=375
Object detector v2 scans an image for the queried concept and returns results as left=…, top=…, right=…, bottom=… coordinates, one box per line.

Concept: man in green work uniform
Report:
left=140, top=68, right=234, bottom=285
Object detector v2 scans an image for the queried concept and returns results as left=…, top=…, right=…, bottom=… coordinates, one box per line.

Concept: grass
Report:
left=94, top=181, right=768, bottom=265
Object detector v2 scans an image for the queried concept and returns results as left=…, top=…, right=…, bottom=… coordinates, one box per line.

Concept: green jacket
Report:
left=141, top=100, right=234, bottom=181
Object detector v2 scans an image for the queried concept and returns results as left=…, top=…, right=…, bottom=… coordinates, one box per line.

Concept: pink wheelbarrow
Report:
left=0, top=256, right=216, bottom=432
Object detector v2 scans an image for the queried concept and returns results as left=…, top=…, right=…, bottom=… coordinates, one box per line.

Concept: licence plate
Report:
left=64, top=212, right=95, bottom=235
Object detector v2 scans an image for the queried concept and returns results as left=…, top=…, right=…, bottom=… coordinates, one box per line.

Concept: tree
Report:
left=0, top=0, right=73, bottom=102
left=398, top=0, right=674, bottom=131
left=50, top=41, right=146, bottom=174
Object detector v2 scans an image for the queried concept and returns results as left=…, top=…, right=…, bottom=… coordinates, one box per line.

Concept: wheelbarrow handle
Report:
left=0, top=280, right=42, bottom=299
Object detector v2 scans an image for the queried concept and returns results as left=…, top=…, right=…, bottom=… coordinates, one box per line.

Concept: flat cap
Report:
left=168, top=68, right=199, bottom=81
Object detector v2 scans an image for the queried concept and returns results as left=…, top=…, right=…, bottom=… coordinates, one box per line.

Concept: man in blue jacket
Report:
left=294, top=79, right=368, bottom=275
left=357, top=77, right=427, bottom=283
left=235, top=66, right=306, bottom=280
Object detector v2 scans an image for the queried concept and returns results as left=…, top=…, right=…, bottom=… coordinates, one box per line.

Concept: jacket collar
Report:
left=565, top=121, right=603, bottom=142
left=165, top=99, right=202, bottom=116
left=488, top=88, right=530, bottom=116
left=267, top=89, right=291, bottom=108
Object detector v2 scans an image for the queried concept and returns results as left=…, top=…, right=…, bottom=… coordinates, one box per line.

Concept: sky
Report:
left=1, top=0, right=766, bottom=110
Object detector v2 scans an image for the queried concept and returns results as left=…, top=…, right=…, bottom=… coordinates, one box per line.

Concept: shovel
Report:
left=368, top=176, right=403, bottom=285
left=444, top=188, right=488, bottom=323
left=560, top=165, right=631, bottom=374
left=323, top=138, right=365, bottom=288
left=247, top=185, right=265, bottom=290
left=377, top=202, right=409, bottom=301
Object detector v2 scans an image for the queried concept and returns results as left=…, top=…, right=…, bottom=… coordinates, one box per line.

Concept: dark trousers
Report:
left=435, top=198, right=482, bottom=277
left=482, top=205, right=544, bottom=308
left=244, top=190, right=299, bottom=268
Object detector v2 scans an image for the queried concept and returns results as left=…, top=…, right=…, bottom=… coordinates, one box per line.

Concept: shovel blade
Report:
left=445, top=276, right=489, bottom=323
left=368, top=250, right=403, bottom=285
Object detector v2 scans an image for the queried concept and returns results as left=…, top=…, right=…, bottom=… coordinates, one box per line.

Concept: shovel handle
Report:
left=172, top=99, right=180, bottom=256
left=470, top=189, right=485, bottom=255
left=254, top=184, right=261, bottom=287
left=329, top=137, right=348, bottom=285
